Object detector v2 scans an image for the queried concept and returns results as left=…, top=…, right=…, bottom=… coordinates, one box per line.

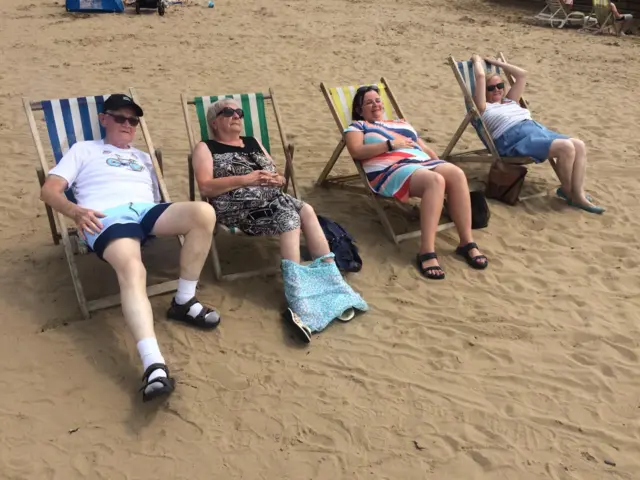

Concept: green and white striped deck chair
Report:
left=441, top=53, right=559, bottom=201
left=23, top=87, right=178, bottom=319
left=316, top=77, right=454, bottom=245
left=181, top=89, right=297, bottom=281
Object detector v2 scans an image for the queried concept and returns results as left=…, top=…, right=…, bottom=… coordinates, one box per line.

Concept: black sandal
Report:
left=167, top=297, right=221, bottom=329
left=455, top=242, right=488, bottom=270
left=415, top=252, right=445, bottom=280
left=140, top=363, right=175, bottom=403
left=283, top=308, right=311, bottom=343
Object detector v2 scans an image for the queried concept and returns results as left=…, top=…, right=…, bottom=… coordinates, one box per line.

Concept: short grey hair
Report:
left=206, top=98, right=240, bottom=132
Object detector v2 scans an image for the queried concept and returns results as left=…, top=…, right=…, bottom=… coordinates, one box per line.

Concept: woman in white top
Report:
left=471, top=54, right=604, bottom=214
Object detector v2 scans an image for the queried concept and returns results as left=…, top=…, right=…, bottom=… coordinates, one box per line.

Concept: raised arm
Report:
left=485, top=56, right=527, bottom=104
left=472, top=54, right=488, bottom=114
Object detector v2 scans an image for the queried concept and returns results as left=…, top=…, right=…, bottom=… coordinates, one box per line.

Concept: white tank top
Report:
left=481, top=99, right=532, bottom=139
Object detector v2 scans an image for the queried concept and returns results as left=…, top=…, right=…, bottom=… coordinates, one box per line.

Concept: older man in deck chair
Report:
left=40, top=94, right=220, bottom=403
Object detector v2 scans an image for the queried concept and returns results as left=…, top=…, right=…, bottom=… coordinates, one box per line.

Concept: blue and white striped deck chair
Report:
left=181, top=88, right=297, bottom=281
left=442, top=53, right=537, bottom=168
left=23, top=88, right=177, bottom=319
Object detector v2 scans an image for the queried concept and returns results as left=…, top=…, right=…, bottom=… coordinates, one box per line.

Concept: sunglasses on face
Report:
left=217, top=107, right=244, bottom=119
left=487, top=82, right=505, bottom=92
left=106, top=112, right=140, bottom=127
left=356, top=85, right=380, bottom=95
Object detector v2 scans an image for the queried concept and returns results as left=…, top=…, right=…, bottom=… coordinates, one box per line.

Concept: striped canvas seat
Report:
left=193, top=93, right=271, bottom=153
left=41, top=95, right=111, bottom=202
left=183, top=87, right=298, bottom=281
left=326, top=83, right=395, bottom=127
left=456, top=59, right=502, bottom=149
left=24, top=87, right=177, bottom=319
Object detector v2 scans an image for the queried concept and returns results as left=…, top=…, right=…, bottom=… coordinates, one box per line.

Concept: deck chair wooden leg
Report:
left=36, top=167, right=60, bottom=245
left=442, top=112, right=473, bottom=159
left=59, top=216, right=90, bottom=319
left=317, top=139, right=346, bottom=186
left=209, top=233, right=223, bottom=281
left=188, top=154, right=196, bottom=202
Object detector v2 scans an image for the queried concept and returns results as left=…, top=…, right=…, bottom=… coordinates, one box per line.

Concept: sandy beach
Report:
left=1, top=0, right=639, bottom=478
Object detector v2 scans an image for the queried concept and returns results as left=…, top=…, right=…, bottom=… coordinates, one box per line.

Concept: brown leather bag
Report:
left=485, top=161, right=527, bottom=206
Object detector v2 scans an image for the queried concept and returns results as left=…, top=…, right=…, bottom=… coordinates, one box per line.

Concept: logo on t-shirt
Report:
left=105, top=153, right=144, bottom=172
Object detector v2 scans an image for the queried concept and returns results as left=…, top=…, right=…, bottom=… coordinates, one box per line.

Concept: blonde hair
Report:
left=206, top=98, right=239, bottom=136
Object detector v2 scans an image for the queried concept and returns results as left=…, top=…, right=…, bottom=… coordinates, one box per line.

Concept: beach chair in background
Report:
left=181, top=89, right=298, bottom=281
left=581, top=0, right=617, bottom=34
left=534, top=0, right=588, bottom=28
left=316, top=78, right=454, bottom=245
left=22, top=88, right=178, bottom=319
left=441, top=53, right=559, bottom=201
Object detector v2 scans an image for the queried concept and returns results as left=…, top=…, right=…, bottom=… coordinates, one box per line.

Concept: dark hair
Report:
left=351, top=85, right=380, bottom=121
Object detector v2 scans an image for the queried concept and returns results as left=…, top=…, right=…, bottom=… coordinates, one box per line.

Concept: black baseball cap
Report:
left=102, top=94, right=144, bottom=117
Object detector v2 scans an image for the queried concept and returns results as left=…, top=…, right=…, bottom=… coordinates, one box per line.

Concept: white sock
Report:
left=175, top=278, right=198, bottom=304
left=136, top=338, right=167, bottom=392
left=174, top=278, right=217, bottom=321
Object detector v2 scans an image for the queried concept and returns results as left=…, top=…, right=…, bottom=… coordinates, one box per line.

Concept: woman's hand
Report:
left=243, top=170, right=281, bottom=187
left=391, top=137, right=417, bottom=150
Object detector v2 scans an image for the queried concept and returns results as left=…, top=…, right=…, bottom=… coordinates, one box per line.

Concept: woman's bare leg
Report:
left=280, top=228, right=302, bottom=263
left=433, top=163, right=486, bottom=265
left=568, top=138, right=595, bottom=207
left=299, top=204, right=331, bottom=259
left=548, top=138, right=576, bottom=197
left=409, top=169, right=446, bottom=273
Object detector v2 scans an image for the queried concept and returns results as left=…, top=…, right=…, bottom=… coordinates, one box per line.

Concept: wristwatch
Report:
left=386, top=140, right=393, bottom=151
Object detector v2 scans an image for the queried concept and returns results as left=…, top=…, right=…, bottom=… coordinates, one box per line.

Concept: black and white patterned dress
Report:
left=205, top=137, right=304, bottom=236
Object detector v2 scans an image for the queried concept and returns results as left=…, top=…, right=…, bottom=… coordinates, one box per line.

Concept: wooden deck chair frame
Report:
left=23, top=88, right=180, bottom=320
left=316, top=77, right=454, bottom=245
left=580, top=0, right=618, bottom=35
left=441, top=52, right=559, bottom=201
left=181, top=88, right=298, bottom=281
left=534, top=0, right=588, bottom=28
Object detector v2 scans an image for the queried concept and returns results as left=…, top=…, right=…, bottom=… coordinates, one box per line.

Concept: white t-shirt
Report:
left=48, top=139, right=160, bottom=212
left=481, top=99, right=532, bottom=140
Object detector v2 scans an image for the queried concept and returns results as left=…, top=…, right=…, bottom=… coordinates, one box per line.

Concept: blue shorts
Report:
left=84, top=202, right=172, bottom=259
left=494, top=120, right=568, bottom=163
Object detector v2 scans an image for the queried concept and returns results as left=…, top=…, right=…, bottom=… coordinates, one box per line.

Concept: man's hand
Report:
left=72, top=206, right=106, bottom=239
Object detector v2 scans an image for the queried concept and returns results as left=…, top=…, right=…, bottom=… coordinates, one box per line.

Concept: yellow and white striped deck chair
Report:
left=317, top=77, right=454, bottom=245
left=581, top=0, right=618, bottom=34
left=181, top=89, right=297, bottom=281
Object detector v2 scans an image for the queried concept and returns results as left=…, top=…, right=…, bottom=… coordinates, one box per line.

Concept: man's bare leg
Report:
left=151, top=202, right=220, bottom=327
left=103, top=237, right=173, bottom=400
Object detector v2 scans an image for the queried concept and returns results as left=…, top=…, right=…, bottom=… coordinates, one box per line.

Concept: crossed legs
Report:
left=548, top=138, right=599, bottom=209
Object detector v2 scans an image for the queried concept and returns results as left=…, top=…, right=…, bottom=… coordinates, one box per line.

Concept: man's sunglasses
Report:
left=106, top=112, right=140, bottom=127
left=217, top=107, right=244, bottom=119
left=487, top=82, right=505, bottom=92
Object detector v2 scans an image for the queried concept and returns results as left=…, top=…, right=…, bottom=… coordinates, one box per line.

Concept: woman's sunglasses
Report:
left=356, top=84, right=380, bottom=94
left=106, top=112, right=140, bottom=127
left=487, top=82, right=505, bottom=92
left=217, top=107, right=244, bottom=119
